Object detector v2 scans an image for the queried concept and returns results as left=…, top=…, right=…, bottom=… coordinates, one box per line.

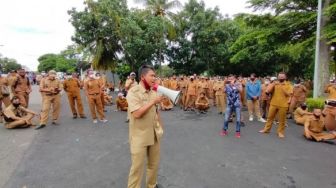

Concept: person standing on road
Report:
left=84, top=70, right=108, bottom=124
left=12, top=68, right=32, bottom=108
left=125, top=72, right=138, bottom=123
left=35, top=70, right=62, bottom=130
left=63, top=73, right=87, bottom=119
left=259, top=72, right=293, bottom=138
left=126, top=65, right=164, bottom=188
left=0, top=73, right=11, bottom=123
left=246, top=73, right=266, bottom=123
left=220, top=75, right=243, bottom=138
left=213, top=77, right=226, bottom=115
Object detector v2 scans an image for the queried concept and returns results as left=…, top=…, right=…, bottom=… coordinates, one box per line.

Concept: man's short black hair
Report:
left=138, top=64, right=155, bottom=79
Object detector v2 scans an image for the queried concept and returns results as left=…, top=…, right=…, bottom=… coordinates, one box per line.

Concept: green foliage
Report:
left=65, top=0, right=336, bottom=79
left=37, top=54, right=76, bottom=73
left=306, top=98, right=325, bottom=111
left=0, top=55, right=22, bottom=73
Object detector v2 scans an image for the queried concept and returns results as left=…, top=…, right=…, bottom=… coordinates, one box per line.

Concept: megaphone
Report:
left=153, top=84, right=181, bottom=105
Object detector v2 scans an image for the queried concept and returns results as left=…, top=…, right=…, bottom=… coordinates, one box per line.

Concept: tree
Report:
left=68, top=0, right=128, bottom=71
left=37, top=53, right=76, bottom=73
left=0, top=55, right=21, bottom=73
left=134, top=0, right=181, bottom=75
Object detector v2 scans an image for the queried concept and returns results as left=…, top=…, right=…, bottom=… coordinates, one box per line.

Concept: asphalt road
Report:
left=1, top=86, right=336, bottom=188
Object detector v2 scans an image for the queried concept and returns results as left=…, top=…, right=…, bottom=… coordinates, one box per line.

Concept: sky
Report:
left=0, top=0, right=253, bottom=71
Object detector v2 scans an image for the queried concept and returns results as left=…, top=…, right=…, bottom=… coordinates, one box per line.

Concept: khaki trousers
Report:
left=215, top=95, right=226, bottom=113
left=185, top=95, right=196, bottom=109
left=15, top=92, right=29, bottom=107
left=67, top=92, right=85, bottom=116
left=40, top=94, right=61, bottom=125
left=5, top=113, right=34, bottom=129
left=289, top=97, right=304, bottom=114
left=263, top=105, right=288, bottom=135
left=247, top=99, right=262, bottom=118
left=87, top=94, right=104, bottom=120
left=128, top=140, right=160, bottom=188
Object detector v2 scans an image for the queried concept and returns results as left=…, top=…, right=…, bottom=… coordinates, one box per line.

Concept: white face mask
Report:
left=265, top=81, right=270, bottom=85
left=89, top=74, right=94, bottom=78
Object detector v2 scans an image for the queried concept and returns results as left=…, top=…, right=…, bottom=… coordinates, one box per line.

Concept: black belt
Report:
left=45, top=93, right=58, bottom=96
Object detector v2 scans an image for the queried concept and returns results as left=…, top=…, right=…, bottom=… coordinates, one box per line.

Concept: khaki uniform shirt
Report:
left=4, top=104, right=27, bottom=119
left=269, top=82, right=293, bottom=108
left=40, top=78, right=62, bottom=95
left=125, top=79, right=138, bottom=91
left=169, top=80, right=178, bottom=90
left=187, top=81, right=197, bottom=96
left=293, top=84, right=307, bottom=101
left=127, top=85, right=158, bottom=147
left=305, top=117, right=324, bottom=133
left=13, top=76, right=31, bottom=93
left=213, top=81, right=225, bottom=96
left=294, top=107, right=308, bottom=120
left=63, top=78, right=81, bottom=93
left=84, top=79, right=102, bottom=95
left=325, top=85, right=336, bottom=100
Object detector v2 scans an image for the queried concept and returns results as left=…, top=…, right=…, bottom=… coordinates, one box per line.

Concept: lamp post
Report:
left=313, top=0, right=323, bottom=98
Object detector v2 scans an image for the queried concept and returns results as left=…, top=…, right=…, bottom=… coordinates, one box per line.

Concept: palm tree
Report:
left=134, top=0, right=181, bottom=75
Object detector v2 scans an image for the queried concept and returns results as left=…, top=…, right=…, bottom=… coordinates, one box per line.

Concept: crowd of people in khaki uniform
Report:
left=1, top=66, right=336, bottom=188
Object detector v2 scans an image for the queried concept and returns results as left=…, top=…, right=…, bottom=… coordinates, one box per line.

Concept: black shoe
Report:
left=219, top=112, right=223, bottom=115
left=240, top=122, right=245, bottom=127
left=73, top=115, right=77, bottom=119
left=80, top=116, right=87, bottom=119
left=125, top=119, right=129, bottom=123
left=155, top=184, right=163, bottom=188
left=35, top=124, right=46, bottom=130
left=52, top=121, right=60, bottom=126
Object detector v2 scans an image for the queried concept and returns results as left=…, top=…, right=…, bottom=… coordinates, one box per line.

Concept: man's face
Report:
left=18, top=70, right=25, bottom=76
left=228, top=76, right=235, bottom=84
left=49, top=74, right=56, bottom=80
left=142, top=70, right=156, bottom=87
left=13, top=99, right=20, bottom=105
left=130, top=75, right=135, bottom=80
left=72, top=73, right=77, bottom=78
left=278, top=74, right=286, bottom=80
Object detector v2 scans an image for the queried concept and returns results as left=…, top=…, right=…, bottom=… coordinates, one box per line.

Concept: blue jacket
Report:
left=246, top=80, right=261, bottom=100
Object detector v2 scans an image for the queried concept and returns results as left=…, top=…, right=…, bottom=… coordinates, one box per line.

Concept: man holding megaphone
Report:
left=126, top=65, right=165, bottom=188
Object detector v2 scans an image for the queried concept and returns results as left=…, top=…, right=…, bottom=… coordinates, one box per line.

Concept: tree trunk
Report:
left=314, top=0, right=331, bottom=98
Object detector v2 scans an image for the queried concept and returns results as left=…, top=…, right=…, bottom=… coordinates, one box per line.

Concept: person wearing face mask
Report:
left=220, top=75, right=243, bottom=138
left=95, top=72, right=107, bottom=112
left=35, top=70, right=63, bottom=130
left=261, top=78, right=271, bottom=119
left=304, top=109, right=336, bottom=142
left=185, top=76, right=197, bottom=111
left=294, top=103, right=313, bottom=125
left=3, top=96, right=39, bottom=129
left=259, top=72, right=293, bottom=138
left=246, top=73, right=266, bottom=123
left=126, top=65, right=164, bottom=188
left=84, top=70, right=108, bottom=124
left=288, top=79, right=307, bottom=119
left=125, top=72, right=138, bottom=123
left=11, top=68, right=32, bottom=108
left=177, top=76, right=187, bottom=108
left=213, top=77, right=226, bottom=114
left=63, top=73, right=87, bottom=119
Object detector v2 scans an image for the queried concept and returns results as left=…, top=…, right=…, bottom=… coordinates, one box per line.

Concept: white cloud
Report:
left=0, top=0, right=251, bottom=71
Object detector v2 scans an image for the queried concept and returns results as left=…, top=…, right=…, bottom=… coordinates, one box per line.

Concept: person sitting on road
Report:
left=294, top=103, right=313, bottom=126
left=3, top=96, right=39, bottom=129
left=195, top=92, right=210, bottom=114
left=116, top=92, right=128, bottom=111
left=160, top=96, right=173, bottom=111
left=103, top=89, right=113, bottom=106
left=304, top=109, right=336, bottom=142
